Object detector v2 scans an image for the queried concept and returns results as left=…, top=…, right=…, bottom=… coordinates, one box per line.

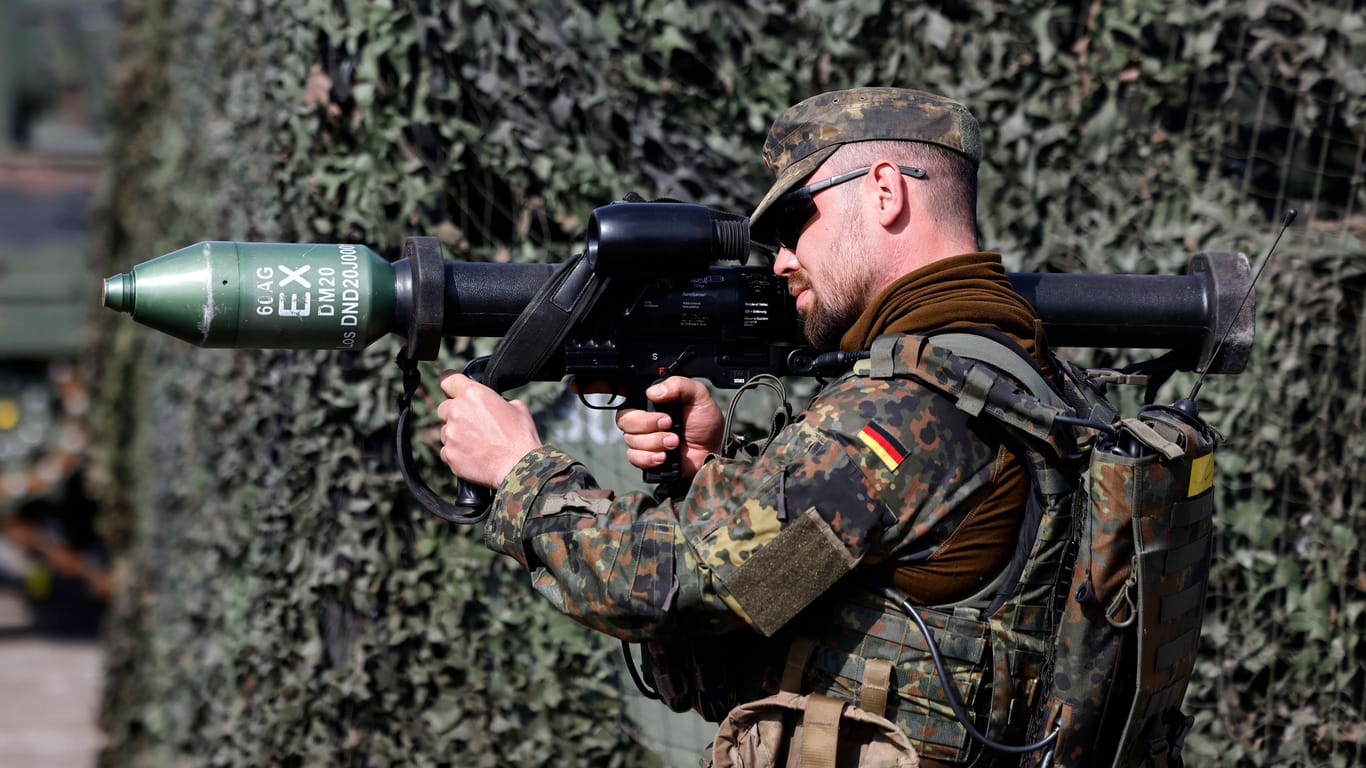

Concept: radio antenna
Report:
left=1187, top=207, right=1297, bottom=403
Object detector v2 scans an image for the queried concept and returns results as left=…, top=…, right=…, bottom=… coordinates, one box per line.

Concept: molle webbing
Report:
left=786, top=635, right=895, bottom=720
left=1115, top=413, right=1216, bottom=765
left=803, top=588, right=1056, bottom=762
left=779, top=637, right=898, bottom=768
left=860, top=659, right=894, bottom=719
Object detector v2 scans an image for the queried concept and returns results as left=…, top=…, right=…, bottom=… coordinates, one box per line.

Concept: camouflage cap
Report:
left=750, top=87, right=981, bottom=238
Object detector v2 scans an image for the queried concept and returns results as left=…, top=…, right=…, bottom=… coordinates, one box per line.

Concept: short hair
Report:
left=825, top=140, right=980, bottom=247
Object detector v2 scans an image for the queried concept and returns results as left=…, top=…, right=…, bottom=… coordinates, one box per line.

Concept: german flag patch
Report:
left=857, top=422, right=908, bottom=471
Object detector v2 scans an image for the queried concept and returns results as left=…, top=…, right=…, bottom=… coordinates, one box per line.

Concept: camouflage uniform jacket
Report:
left=485, top=352, right=1015, bottom=643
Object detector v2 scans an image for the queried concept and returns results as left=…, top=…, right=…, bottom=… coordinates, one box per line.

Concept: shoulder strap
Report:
left=926, top=331, right=1064, bottom=410
left=856, top=332, right=1075, bottom=457
left=481, top=251, right=608, bottom=393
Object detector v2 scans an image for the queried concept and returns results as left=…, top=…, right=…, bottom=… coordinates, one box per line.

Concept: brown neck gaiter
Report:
left=839, top=252, right=1043, bottom=360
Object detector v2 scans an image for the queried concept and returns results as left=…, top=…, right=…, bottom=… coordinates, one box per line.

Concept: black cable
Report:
left=1053, top=412, right=1118, bottom=437
left=621, top=640, right=661, bottom=701
left=880, top=586, right=1059, bottom=755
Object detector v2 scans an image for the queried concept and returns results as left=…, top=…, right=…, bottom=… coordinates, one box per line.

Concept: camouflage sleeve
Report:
left=483, top=373, right=1000, bottom=641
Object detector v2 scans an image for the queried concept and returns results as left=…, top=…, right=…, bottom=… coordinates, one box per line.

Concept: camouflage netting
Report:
left=90, top=0, right=1365, bottom=766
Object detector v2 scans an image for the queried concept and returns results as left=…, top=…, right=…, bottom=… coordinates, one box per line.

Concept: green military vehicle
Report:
left=0, top=0, right=117, bottom=633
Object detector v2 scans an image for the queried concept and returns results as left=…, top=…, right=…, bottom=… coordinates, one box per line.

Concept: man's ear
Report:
left=868, top=160, right=907, bottom=229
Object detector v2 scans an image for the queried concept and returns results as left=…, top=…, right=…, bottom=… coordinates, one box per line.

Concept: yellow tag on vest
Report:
left=1188, top=453, right=1214, bottom=497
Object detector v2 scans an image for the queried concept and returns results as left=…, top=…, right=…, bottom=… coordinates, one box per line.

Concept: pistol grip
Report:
left=643, top=398, right=684, bottom=485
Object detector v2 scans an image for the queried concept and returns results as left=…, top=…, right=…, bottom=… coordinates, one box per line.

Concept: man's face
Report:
left=774, top=183, right=876, bottom=351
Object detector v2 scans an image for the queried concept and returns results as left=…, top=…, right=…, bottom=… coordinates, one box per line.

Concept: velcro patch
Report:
left=857, top=421, right=907, bottom=471
left=724, top=508, right=856, bottom=636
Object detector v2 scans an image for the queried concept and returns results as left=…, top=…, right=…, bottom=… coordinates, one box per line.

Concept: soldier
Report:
left=437, top=87, right=1062, bottom=766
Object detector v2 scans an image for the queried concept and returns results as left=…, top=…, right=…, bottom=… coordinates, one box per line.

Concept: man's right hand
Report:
left=615, top=376, right=725, bottom=481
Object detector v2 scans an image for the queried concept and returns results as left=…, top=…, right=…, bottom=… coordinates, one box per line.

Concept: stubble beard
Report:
left=793, top=221, right=874, bottom=352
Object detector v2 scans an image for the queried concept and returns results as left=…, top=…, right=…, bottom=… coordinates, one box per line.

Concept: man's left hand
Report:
left=436, top=372, right=543, bottom=488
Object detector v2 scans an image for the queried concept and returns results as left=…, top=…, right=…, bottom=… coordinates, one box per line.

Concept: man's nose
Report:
left=772, top=247, right=799, bottom=276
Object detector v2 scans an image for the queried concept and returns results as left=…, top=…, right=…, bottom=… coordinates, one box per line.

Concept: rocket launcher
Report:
left=102, top=201, right=1255, bottom=521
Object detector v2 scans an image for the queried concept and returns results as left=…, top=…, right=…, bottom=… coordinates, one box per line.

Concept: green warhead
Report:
left=103, top=241, right=397, bottom=350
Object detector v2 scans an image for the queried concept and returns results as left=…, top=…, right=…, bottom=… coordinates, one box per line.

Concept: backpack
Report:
left=893, top=331, right=1218, bottom=768
left=1024, top=392, right=1216, bottom=768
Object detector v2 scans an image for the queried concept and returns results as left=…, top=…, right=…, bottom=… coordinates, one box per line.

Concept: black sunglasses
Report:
left=768, top=165, right=927, bottom=252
